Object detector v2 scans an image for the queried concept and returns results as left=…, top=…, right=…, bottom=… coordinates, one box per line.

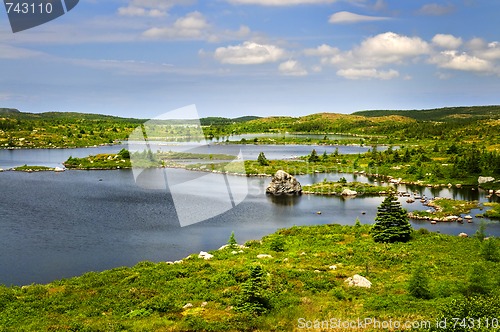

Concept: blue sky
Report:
left=1, top=0, right=500, bottom=118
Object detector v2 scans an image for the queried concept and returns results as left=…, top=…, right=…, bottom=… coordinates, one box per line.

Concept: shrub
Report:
left=234, top=265, right=270, bottom=316
left=257, top=152, right=269, bottom=166
left=465, top=262, right=491, bottom=296
left=269, top=237, right=285, bottom=252
left=480, top=238, right=499, bottom=262
left=408, top=265, right=432, bottom=299
left=228, top=231, right=238, bottom=249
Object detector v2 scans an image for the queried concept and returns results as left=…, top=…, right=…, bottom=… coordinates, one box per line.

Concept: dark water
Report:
left=0, top=145, right=498, bottom=285
left=1, top=168, right=499, bottom=286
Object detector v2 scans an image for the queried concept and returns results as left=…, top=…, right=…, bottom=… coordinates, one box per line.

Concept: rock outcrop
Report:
left=345, top=274, right=372, bottom=288
left=341, top=188, right=357, bottom=196
left=478, top=176, right=495, bottom=184
left=266, top=170, right=302, bottom=195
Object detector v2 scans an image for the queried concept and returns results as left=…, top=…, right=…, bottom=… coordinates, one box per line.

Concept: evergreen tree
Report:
left=257, top=152, right=269, bottom=166
left=308, top=149, right=320, bottom=163
left=480, top=238, right=499, bottom=262
left=408, top=265, right=432, bottom=299
left=370, top=193, right=412, bottom=243
left=227, top=231, right=237, bottom=249
left=235, top=265, right=269, bottom=315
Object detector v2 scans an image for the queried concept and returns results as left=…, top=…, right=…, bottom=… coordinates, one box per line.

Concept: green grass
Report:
left=410, top=198, right=479, bottom=220
left=1, top=224, right=500, bottom=331
left=12, top=165, right=55, bottom=172
left=483, top=203, right=500, bottom=219
left=302, top=180, right=389, bottom=196
left=64, top=154, right=132, bottom=170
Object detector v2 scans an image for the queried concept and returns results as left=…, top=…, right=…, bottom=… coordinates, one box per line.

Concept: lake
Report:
left=0, top=146, right=498, bottom=286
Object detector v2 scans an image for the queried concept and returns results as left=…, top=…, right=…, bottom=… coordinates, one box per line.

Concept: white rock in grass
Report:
left=198, top=251, right=214, bottom=260
left=257, top=254, right=273, bottom=259
left=345, top=274, right=372, bottom=288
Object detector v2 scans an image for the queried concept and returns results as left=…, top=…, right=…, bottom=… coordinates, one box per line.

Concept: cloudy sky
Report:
left=1, top=0, right=499, bottom=118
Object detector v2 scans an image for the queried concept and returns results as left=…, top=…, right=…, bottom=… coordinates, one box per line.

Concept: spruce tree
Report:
left=371, top=193, right=412, bottom=243
left=257, top=152, right=269, bottom=166
left=408, top=265, right=432, bottom=299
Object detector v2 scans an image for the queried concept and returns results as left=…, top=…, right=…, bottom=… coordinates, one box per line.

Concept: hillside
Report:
left=353, top=105, right=500, bottom=122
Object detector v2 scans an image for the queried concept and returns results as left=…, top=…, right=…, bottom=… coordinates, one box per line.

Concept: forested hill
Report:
left=353, top=105, right=500, bottom=122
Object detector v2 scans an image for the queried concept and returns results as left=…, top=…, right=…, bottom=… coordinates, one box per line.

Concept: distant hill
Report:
left=200, top=116, right=260, bottom=126
left=353, top=105, right=500, bottom=122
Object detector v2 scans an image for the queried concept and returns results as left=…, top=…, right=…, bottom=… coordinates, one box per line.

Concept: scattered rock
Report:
left=218, top=244, right=248, bottom=250
left=341, top=188, right=357, bottom=196
left=314, top=270, right=321, bottom=273
left=174, top=260, right=183, bottom=264
left=456, top=184, right=462, bottom=188
left=198, top=251, right=214, bottom=260
left=478, top=176, right=495, bottom=184
left=257, top=254, right=273, bottom=259
left=496, top=190, right=500, bottom=195
left=201, top=302, right=208, bottom=307
left=316, top=211, right=322, bottom=215
left=459, top=232, right=468, bottom=238
left=464, top=215, right=473, bottom=220
left=329, top=265, right=337, bottom=270
left=266, top=170, right=302, bottom=195
left=283, top=258, right=289, bottom=262
left=183, top=303, right=193, bottom=309
left=300, top=252, right=307, bottom=256
left=345, top=274, right=372, bottom=288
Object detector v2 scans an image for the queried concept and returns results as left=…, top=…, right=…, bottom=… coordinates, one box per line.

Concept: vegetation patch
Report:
left=2, top=224, right=500, bottom=331
left=409, top=198, right=480, bottom=222
left=302, top=179, right=388, bottom=196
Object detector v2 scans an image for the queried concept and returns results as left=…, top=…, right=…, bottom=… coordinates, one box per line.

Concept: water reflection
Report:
left=267, top=194, right=302, bottom=206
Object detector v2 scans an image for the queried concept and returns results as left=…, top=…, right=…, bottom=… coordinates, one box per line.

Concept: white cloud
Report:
left=278, top=60, right=308, bottom=76
left=309, top=32, right=429, bottom=80
left=0, top=44, right=44, bottom=59
left=143, top=12, right=210, bottom=39
left=356, top=32, right=430, bottom=64
left=118, top=0, right=194, bottom=17
left=432, top=34, right=462, bottom=49
left=329, top=11, right=390, bottom=24
left=336, top=68, right=399, bottom=80
left=304, top=44, right=339, bottom=56
left=214, top=41, right=285, bottom=65
left=225, top=0, right=338, bottom=5
left=431, top=51, right=492, bottom=73
left=417, top=3, right=455, bottom=16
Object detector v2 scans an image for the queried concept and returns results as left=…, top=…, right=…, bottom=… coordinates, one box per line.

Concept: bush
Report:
left=269, top=237, right=285, bottom=252
left=408, top=265, right=432, bottom=299
left=257, top=152, right=269, bottom=166
left=465, top=262, right=491, bottom=296
left=429, top=295, right=500, bottom=332
left=234, top=265, right=270, bottom=316
left=480, top=238, right=499, bottom=262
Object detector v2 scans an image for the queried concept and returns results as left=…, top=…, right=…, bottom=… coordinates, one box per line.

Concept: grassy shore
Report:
left=1, top=224, right=499, bottom=331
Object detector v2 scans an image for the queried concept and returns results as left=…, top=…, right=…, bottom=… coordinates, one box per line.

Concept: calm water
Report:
left=0, top=146, right=498, bottom=286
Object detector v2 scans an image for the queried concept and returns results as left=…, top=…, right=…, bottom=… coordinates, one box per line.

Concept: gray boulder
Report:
left=478, top=176, right=495, bottom=184
left=266, top=170, right=302, bottom=195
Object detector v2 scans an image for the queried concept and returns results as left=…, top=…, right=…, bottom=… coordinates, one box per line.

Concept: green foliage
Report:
left=228, top=231, right=238, bottom=249
left=465, top=263, right=491, bottom=296
left=430, top=295, right=500, bottom=332
left=269, top=237, right=285, bottom=252
left=480, top=238, right=500, bottom=262
left=257, top=152, right=269, bottom=166
left=475, top=221, right=487, bottom=241
left=371, top=193, right=413, bottom=243
left=408, top=265, right=432, bottom=299
left=234, top=265, right=270, bottom=316
left=308, top=149, right=320, bottom=163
